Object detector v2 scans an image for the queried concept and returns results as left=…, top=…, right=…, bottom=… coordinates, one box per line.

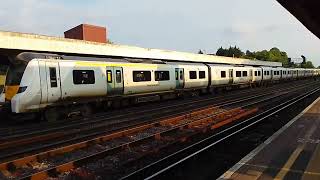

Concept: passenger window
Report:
left=254, top=71, right=257, bottom=76
left=116, top=70, right=121, bottom=83
left=243, top=71, right=247, bottom=77
left=199, top=71, right=206, bottom=79
left=133, top=71, right=151, bottom=82
left=175, top=71, right=178, bottom=80
left=73, top=70, right=95, bottom=84
left=258, top=71, right=261, bottom=76
left=180, top=70, right=183, bottom=80
left=221, top=71, right=226, bottom=78
left=236, top=71, right=241, bottom=77
left=107, top=70, right=112, bottom=83
left=155, top=71, right=170, bottom=81
left=189, top=71, right=197, bottom=79
left=49, top=67, right=57, bottom=87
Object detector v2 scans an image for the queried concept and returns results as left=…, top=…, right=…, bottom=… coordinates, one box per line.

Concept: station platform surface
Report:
left=219, top=97, right=320, bottom=180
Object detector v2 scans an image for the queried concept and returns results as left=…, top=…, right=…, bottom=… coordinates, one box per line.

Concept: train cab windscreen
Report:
left=5, top=64, right=26, bottom=86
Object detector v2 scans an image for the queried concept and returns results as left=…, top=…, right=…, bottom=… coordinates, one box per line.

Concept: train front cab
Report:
left=0, top=62, right=27, bottom=113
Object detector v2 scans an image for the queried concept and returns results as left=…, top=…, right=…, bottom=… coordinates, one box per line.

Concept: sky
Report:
left=0, top=0, right=319, bottom=66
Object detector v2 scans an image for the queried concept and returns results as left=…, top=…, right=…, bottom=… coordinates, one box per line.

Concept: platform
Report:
left=219, top=96, right=320, bottom=180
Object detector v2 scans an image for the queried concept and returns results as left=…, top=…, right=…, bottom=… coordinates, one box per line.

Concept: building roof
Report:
left=0, top=31, right=282, bottom=67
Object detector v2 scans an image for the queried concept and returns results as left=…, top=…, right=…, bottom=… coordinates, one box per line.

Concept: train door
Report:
left=45, top=61, right=62, bottom=103
left=106, top=67, right=124, bottom=96
left=229, top=69, right=233, bottom=84
left=39, top=61, right=48, bottom=103
left=175, top=68, right=184, bottom=89
left=249, top=69, right=253, bottom=81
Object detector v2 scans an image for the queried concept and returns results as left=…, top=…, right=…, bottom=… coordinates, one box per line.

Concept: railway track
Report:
left=0, top=80, right=318, bottom=180
left=122, top=84, right=320, bottom=180
left=0, top=80, right=317, bottom=163
left=0, top=80, right=307, bottom=135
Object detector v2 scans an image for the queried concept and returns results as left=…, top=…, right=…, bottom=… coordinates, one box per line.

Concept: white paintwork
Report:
left=233, top=66, right=253, bottom=84
left=261, top=66, right=272, bottom=81
left=7, top=57, right=319, bottom=113
left=0, top=31, right=282, bottom=67
left=208, top=65, right=233, bottom=86
left=11, top=60, right=41, bottom=113
left=252, top=67, right=262, bottom=82
left=176, top=63, right=209, bottom=89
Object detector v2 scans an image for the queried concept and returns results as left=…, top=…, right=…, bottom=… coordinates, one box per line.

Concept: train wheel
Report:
left=81, top=105, right=93, bottom=117
left=44, top=107, right=61, bottom=122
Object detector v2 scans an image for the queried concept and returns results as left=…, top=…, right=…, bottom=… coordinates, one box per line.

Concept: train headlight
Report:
left=17, top=86, right=28, bottom=93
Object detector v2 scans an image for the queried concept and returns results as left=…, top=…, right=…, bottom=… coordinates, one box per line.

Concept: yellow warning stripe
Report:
left=75, top=61, right=158, bottom=68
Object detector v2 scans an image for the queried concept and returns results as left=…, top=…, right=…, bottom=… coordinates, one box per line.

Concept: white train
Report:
left=0, top=52, right=319, bottom=120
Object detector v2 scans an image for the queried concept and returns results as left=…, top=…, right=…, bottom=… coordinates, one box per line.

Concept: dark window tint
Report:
left=107, top=70, right=112, bottom=83
left=189, top=71, right=197, bottom=79
left=49, top=67, right=57, bottom=87
left=180, top=71, right=183, bottom=80
left=155, top=71, right=170, bottom=81
left=116, top=70, right=121, bottom=83
left=133, top=71, right=151, bottom=82
left=73, top=70, right=95, bottom=84
left=243, top=71, right=247, bottom=77
left=258, top=71, right=261, bottom=76
left=175, top=71, right=178, bottom=80
left=199, top=71, right=206, bottom=79
left=254, top=71, right=257, bottom=76
left=5, top=64, right=27, bottom=86
left=236, top=71, right=241, bottom=77
left=221, top=71, right=226, bottom=78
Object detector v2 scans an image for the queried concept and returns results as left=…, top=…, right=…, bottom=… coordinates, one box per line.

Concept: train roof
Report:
left=0, top=30, right=282, bottom=67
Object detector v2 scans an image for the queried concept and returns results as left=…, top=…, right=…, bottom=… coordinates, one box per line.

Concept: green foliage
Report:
left=216, top=46, right=244, bottom=58
left=215, top=46, right=293, bottom=67
left=301, top=61, right=315, bottom=68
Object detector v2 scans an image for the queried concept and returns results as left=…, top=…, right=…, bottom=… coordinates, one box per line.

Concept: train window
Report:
left=133, top=71, right=151, bottom=82
left=175, top=71, right=178, bottom=80
left=199, top=71, right=206, bottom=79
left=189, top=71, right=197, bottom=79
left=180, top=70, right=183, bottom=80
left=258, top=71, right=261, bottom=76
left=243, top=71, right=247, bottom=77
left=49, top=67, right=57, bottom=87
left=236, top=71, right=241, bottom=77
left=221, top=71, right=226, bottom=78
left=116, top=70, right=121, bottom=83
left=155, top=71, right=170, bottom=81
left=73, top=70, right=95, bottom=84
left=107, top=70, right=112, bottom=83
left=254, top=71, right=257, bottom=76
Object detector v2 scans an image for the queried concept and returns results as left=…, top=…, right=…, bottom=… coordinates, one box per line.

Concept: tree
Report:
left=216, top=46, right=244, bottom=58
left=216, top=47, right=227, bottom=56
left=302, top=61, right=314, bottom=68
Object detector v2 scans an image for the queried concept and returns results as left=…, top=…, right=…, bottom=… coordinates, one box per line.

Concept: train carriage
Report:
left=1, top=52, right=319, bottom=121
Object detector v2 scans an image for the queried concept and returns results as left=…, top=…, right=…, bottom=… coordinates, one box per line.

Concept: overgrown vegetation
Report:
left=210, top=46, right=315, bottom=68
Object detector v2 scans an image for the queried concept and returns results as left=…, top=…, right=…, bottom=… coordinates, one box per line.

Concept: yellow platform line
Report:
left=274, top=125, right=317, bottom=180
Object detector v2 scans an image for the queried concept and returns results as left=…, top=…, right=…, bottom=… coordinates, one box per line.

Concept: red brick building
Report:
left=64, top=24, right=107, bottom=43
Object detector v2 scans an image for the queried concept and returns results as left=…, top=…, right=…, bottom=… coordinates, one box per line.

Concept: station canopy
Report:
left=0, top=31, right=281, bottom=67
